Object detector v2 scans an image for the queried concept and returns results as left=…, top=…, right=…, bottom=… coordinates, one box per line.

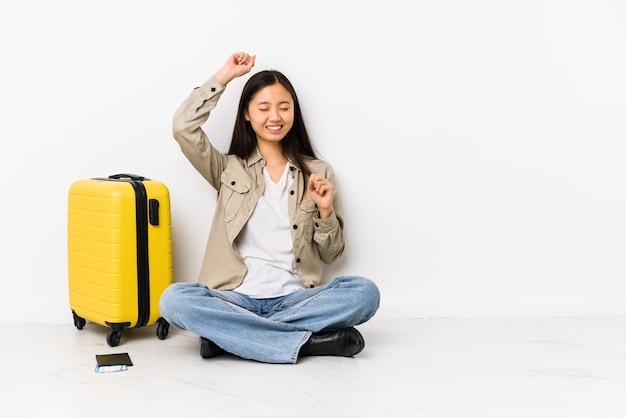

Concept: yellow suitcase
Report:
left=68, top=174, right=173, bottom=346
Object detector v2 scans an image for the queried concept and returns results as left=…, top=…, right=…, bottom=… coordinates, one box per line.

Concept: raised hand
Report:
left=214, top=52, right=256, bottom=86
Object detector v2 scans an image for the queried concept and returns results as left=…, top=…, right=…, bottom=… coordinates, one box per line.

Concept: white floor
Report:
left=2, top=316, right=626, bottom=418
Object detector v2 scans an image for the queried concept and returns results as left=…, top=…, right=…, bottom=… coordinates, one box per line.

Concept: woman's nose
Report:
left=269, top=108, right=280, bottom=121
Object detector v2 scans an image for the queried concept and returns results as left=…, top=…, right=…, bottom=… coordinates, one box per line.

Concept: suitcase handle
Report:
left=109, top=173, right=146, bottom=181
left=149, top=199, right=160, bottom=226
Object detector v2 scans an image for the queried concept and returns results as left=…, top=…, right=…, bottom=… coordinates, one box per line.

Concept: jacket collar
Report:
left=245, top=147, right=264, bottom=167
left=246, top=147, right=300, bottom=175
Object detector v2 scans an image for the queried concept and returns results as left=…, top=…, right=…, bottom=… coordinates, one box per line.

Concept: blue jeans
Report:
left=158, top=276, right=380, bottom=364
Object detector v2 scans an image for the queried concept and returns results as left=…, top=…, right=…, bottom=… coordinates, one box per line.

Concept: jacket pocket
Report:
left=298, top=197, right=318, bottom=243
left=220, top=170, right=252, bottom=222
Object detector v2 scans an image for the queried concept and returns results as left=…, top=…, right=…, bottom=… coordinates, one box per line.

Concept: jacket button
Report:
left=292, top=225, right=298, bottom=230
left=310, top=284, right=315, bottom=288
left=211, top=87, right=216, bottom=92
left=290, top=190, right=295, bottom=195
left=231, top=181, right=236, bottom=186
left=295, top=258, right=301, bottom=263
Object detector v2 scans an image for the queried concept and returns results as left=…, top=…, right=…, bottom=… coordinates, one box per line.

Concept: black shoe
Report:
left=299, top=327, right=365, bottom=357
left=200, top=337, right=225, bottom=359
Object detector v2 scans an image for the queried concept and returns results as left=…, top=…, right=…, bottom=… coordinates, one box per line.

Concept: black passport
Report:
left=95, top=352, right=133, bottom=367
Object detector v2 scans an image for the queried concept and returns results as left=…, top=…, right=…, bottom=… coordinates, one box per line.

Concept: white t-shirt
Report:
left=234, top=164, right=305, bottom=298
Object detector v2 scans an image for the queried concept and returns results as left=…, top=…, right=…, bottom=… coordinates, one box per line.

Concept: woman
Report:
left=159, top=52, right=380, bottom=364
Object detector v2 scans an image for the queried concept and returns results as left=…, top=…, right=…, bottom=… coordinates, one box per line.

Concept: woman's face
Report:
left=245, top=83, right=294, bottom=145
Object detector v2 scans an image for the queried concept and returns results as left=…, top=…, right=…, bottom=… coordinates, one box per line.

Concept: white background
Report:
left=1, top=0, right=625, bottom=323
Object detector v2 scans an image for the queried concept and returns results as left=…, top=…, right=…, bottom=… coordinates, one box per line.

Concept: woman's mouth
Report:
left=266, top=125, right=282, bottom=133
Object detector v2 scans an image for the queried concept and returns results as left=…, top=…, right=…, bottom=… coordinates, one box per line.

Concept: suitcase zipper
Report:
left=105, top=174, right=151, bottom=328
left=127, top=178, right=151, bottom=328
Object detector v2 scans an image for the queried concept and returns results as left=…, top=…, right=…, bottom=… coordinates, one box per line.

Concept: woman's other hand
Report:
left=307, top=174, right=334, bottom=219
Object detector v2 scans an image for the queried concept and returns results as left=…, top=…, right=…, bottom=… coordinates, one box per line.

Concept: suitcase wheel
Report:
left=72, top=311, right=86, bottom=330
left=106, top=329, right=123, bottom=347
left=156, top=317, right=170, bottom=340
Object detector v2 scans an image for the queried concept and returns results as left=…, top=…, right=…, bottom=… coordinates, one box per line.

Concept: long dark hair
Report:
left=228, top=70, right=317, bottom=180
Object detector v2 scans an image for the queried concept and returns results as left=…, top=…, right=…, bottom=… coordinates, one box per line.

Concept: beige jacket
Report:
left=172, top=76, right=345, bottom=290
